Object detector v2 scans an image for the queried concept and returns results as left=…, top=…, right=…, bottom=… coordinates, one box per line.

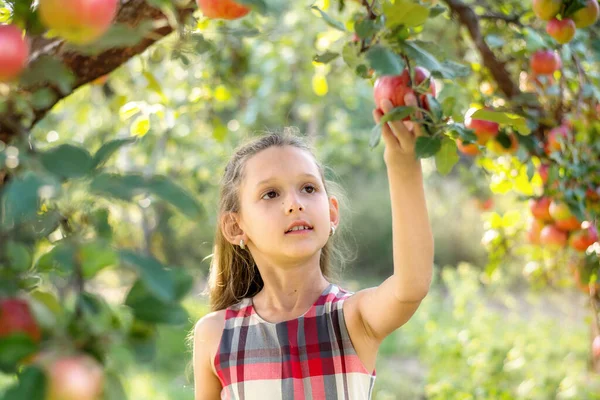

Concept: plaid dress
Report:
left=214, top=283, right=376, bottom=400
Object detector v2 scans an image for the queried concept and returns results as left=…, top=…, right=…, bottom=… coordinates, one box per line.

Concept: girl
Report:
left=193, top=93, right=434, bottom=400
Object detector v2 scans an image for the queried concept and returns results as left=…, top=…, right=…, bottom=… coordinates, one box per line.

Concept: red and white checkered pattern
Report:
left=213, top=283, right=376, bottom=399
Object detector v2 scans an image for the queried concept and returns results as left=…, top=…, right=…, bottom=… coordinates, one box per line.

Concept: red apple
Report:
left=197, top=0, right=251, bottom=20
left=0, top=298, right=41, bottom=343
left=569, top=226, right=598, bottom=252
left=526, top=217, right=545, bottom=244
left=475, top=197, right=494, bottom=211
left=532, top=0, right=562, bottom=20
left=540, top=224, right=568, bottom=248
left=465, top=108, right=500, bottom=145
left=38, top=0, right=118, bottom=45
left=0, top=25, right=29, bottom=82
left=38, top=352, right=104, bottom=400
left=593, top=335, right=600, bottom=358
left=545, top=125, right=570, bottom=154
left=529, top=197, right=553, bottom=222
left=555, top=216, right=581, bottom=231
left=373, top=66, right=435, bottom=113
left=456, top=139, right=480, bottom=156
left=571, top=0, right=599, bottom=28
left=546, top=18, right=576, bottom=44
left=530, top=50, right=561, bottom=75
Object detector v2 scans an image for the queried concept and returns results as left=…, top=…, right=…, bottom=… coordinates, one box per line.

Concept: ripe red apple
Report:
left=475, top=197, right=494, bottom=211
left=532, top=0, right=562, bottom=20
left=197, top=0, right=251, bottom=20
left=571, top=0, right=599, bottom=28
left=530, top=50, right=561, bottom=75
left=569, top=226, right=598, bottom=252
left=540, top=224, right=568, bottom=248
left=555, top=216, right=581, bottom=231
left=546, top=18, right=576, bottom=44
left=38, top=0, right=118, bottom=45
left=465, top=108, right=500, bottom=145
left=526, top=217, right=545, bottom=244
left=39, top=352, right=105, bottom=400
left=0, top=298, right=41, bottom=343
left=529, top=197, right=553, bottom=221
left=456, top=139, right=480, bottom=156
left=593, top=335, right=600, bottom=359
left=0, top=25, right=29, bottom=82
left=373, top=66, right=436, bottom=113
left=545, top=125, right=570, bottom=154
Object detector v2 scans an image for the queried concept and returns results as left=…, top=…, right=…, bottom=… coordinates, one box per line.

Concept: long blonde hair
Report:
left=206, top=130, right=353, bottom=311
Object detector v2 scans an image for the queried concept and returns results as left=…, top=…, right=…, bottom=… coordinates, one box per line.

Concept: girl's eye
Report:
left=262, top=191, right=278, bottom=200
left=303, top=185, right=317, bottom=194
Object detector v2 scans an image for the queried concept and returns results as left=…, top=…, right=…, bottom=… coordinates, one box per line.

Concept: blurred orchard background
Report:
left=1, top=0, right=600, bottom=398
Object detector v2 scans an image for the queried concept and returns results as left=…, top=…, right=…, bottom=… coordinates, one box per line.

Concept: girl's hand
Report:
left=372, top=92, right=425, bottom=169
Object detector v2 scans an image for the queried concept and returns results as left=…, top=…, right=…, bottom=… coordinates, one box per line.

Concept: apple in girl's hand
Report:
left=373, top=66, right=436, bottom=119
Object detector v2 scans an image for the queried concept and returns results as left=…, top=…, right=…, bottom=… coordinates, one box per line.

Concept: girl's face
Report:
left=234, top=145, right=338, bottom=265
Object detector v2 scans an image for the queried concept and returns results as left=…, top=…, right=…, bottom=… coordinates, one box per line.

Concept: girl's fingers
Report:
left=404, top=93, right=425, bottom=137
left=373, top=108, right=401, bottom=149
left=380, top=99, right=413, bottom=148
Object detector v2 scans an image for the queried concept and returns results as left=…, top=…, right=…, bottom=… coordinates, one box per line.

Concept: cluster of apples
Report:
left=527, top=194, right=598, bottom=251
left=0, top=0, right=119, bottom=82
left=0, top=297, right=104, bottom=400
left=533, top=0, right=599, bottom=44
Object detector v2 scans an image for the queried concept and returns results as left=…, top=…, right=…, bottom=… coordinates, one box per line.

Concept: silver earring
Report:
left=239, top=239, right=245, bottom=250
left=329, top=225, right=336, bottom=237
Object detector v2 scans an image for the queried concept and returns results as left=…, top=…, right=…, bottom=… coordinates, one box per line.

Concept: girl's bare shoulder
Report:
left=193, top=310, right=227, bottom=372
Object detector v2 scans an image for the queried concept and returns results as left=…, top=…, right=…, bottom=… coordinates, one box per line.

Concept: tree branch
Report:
left=441, top=0, right=521, bottom=99
left=0, top=0, right=196, bottom=142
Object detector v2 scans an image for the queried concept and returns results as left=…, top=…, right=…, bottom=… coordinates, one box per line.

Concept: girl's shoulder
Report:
left=193, top=309, right=227, bottom=376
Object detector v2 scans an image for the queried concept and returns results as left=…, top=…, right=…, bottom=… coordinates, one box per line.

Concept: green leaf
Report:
left=0, top=173, right=55, bottom=230
left=0, top=366, right=46, bottom=400
left=313, top=51, right=339, bottom=64
left=425, top=94, right=443, bottom=123
left=35, top=241, right=76, bottom=275
left=429, top=4, right=447, bottom=18
left=40, top=144, right=94, bottom=179
left=470, top=109, right=531, bottom=135
left=125, top=279, right=189, bottom=325
left=380, top=106, right=415, bottom=124
left=89, top=173, right=147, bottom=201
left=522, top=28, right=547, bottom=52
left=120, top=250, right=175, bottom=303
left=311, top=6, right=346, bottom=31
left=366, top=45, right=405, bottom=76
left=435, top=138, right=460, bottom=175
left=20, top=56, right=75, bottom=95
left=383, top=0, right=429, bottom=28
left=415, top=136, right=442, bottom=158
left=92, top=137, right=137, bottom=169
left=103, top=371, right=128, bottom=400
left=147, top=176, right=204, bottom=219
left=341, top=42, right=363, bottom=70
left=0, top=334, right=38, bottom=374
left=355, top=19, right=378, bottom=39
left=79, top=241, right=118, bottom=279
left=401, top=41, right=446, bottom=77
left=5, top=242, right=32, bottom=272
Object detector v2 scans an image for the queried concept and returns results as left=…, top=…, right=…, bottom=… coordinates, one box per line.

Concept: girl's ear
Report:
left=329, top=195, right=340, bottom=226
left=221, top=212, right=244, bottom=245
